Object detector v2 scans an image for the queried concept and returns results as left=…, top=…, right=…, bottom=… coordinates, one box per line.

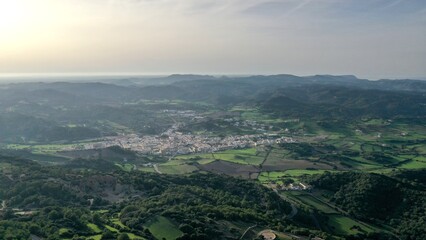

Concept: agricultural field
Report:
left=143, top=147, right=268, bottom=176
left=5, top=143, right=84, bottom=156
left=97, top=120, right=135, bottom=134
left=2, top=114, right=424, bottom=179
left=257, top=169, right=335, bottom=183
left=87, top=223, right=102, bottom=234
left=212, top=148, right=266, bottom=165
left=281, top=190, right=383, bottom=237
left=143, top=216, right=183, bottom=240
left=172, top=148, right=265, bottom=165
left=115, top=163, right=135, bottom=172
left=262, top=159, right=335, bottom=172
left=325, top=214, right=379, bottom=236
left=397, top=158, right=426, bottom=169
left=144, top=117, right=426, bottom=186
left=157, top=164, right=198, bottom=174
left=197, top=160, right=260, bottom=179
left=84, top=219, right=145, bottom=240
left=294, top=194, right=337, bottom=214
left=257, top=171, right=289, bottom=183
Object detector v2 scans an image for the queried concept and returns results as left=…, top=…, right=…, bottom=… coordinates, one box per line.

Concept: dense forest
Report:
left=0, top=156, right=296, bottom=240
left=2, top=155, right=425, bottom=239
left=304, top=171, right=426, bottom=240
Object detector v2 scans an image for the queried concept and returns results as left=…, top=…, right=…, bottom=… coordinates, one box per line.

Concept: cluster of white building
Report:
left=61, top=110, right=296, bottom=156
left=269, top=182, right=312, bottom=191
left=65, top=127, right=295, bottom=156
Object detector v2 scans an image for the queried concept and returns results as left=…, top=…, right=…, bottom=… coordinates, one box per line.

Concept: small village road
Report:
left=240, top=224, right=257, bottom=240
left=153, top=164, right=162, bottom=174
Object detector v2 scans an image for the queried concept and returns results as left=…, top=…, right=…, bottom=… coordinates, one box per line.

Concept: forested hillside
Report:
left=0, top=156, right=295, bottom=240
left=304, top=172, right=426, bottom=240
left=1, top=75, right=425, bottom=239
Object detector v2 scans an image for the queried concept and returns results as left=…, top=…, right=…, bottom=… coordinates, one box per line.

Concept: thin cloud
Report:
left=382, top=0, right=404, bottom=9
left=1, top=0, right=425, bottom=78
left=287, top=0, right=313, bottom=14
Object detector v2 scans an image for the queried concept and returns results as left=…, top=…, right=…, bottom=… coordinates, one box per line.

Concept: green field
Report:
left=127, top=233, right=145, bottom=239
left=111, top=218, right=126, bottom=228
left=213, top=148, right=265, bottom=165
left=296, top=194, right=337, bottom=214
left=115, top=163, right=134, bottom=171
left=257, top=171, right=290, bottom=183
left=87, top=223, right=102, bottom=233
left=197, top=158, right=216, bottom=165
left=326, top=214, right=378, bottom=235
left=173, top=153, right=215, bottom=162
left=173, top=148, right=265, bottom=166
left=87, top=219, right=145, bottom=239
left=138, top=166, right=157, bottom=173
left=143, top=216, right=183, bottom=240
left=6, top=143, right=83, bottom=155
left=58, top=228, right=70, bottom=235
left=263, top=149, right=292, bottom=165
left=258, top=170, right=337, bottom=184
left=283, top=169, right=336, bottom=176
left=414, top=145, right=426, bottom=154
left=87, top=231, right=145, bottom=240
left=282, top=190, right=383, bottom=236
left=98, top=120, right=134, bottom=134
left=158, top=164, right=198, bottom=174
left=105, top=225, right=119, bottom=232
left=87, top=234, right=102, bottom=240
left=398, top=159, right=426, bottom=169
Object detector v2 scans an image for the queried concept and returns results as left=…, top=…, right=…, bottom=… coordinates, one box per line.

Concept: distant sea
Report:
left=0, top=73, right=168, bottom=84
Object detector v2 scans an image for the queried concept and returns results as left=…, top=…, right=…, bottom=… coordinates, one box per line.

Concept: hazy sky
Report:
left=0, top=0, right=425, bottom=79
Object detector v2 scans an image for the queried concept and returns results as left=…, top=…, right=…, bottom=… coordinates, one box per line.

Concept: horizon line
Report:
left=0, top=72, right=425, bottom=81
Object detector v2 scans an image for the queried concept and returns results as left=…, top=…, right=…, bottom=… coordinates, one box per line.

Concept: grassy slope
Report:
left=143, top=216, right=183, bottom=240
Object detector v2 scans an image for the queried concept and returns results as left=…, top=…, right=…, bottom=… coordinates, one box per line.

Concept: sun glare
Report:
left=0, top=0, right=28, bottom=31
left=0, top=0, right=62, bottom=49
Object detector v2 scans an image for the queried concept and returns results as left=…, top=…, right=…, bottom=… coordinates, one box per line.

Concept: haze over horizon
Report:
left=1, top=0, right=425, bottom=79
